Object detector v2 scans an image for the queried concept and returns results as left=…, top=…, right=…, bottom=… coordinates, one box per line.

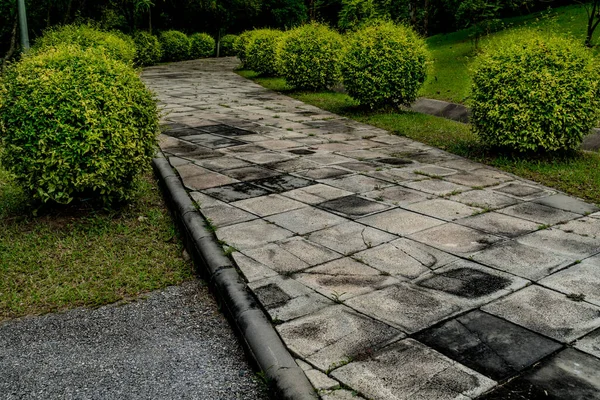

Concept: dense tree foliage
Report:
left=0, top=0, right=590, bottom=61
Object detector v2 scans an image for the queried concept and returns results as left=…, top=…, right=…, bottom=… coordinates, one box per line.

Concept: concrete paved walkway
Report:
left=143, top=58, right=600, bottom=400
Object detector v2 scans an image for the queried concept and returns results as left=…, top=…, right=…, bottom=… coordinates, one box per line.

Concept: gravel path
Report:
left=0, top=280, right=269, bottom=400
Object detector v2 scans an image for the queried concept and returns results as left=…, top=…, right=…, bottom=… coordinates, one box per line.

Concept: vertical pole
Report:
left=17, top=0, right=30, bottom=51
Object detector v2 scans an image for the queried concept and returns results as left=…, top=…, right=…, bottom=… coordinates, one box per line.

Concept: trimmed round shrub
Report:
left=190, top=32, right=215, bottom=58
left=246, top=29, right=284, bottom=76
left=0, top=45, right=159, bottom=205
left=341, top=21, right=428, bottom=108
left=278, top=23, right=344, bottom=90
left=234, top=30, right=254, bottom=66
left=159, top=30, right=190, bottom=62
left=220, top=34, right=238, bottom=56
left=471, top=30, right=600, bottom=152
left=132, top=31, right=163, bottom=66
left=34, top=24, right=135, bottom=64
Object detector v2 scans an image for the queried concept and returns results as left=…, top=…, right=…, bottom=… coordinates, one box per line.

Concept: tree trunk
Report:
left=2, top=16, right=18, bottom=72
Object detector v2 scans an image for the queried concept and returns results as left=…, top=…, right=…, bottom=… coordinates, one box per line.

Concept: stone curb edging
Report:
left=152, top=156, right=318, bottom=400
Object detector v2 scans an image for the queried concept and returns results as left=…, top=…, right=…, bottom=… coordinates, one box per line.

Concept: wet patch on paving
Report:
left=144, top=58, right=600, bottom=400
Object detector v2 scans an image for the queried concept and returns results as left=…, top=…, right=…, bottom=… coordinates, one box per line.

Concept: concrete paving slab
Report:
left=481, top=349, right=600, bottom=400
left=276, top=305, right=404, bottom=371
left=539, top=255, right=600, bottom=306
left=482, top=285, right=600, bottom=342
left=409, top=223, right=501, bottom=255
left=415, top=310, right=562, bottom=381
left=444, top=171, right=505, bottom=188
left=200, top=202, right=258, bottom=227
left=216, top=219, right=294, bottom=250
left=222, top=165, right=280, bottom=181
left=331, top=339, right=495, bottom=400
left=414, top=260, right=528, bottom=301
left=353, top=238, right=458, bottom=279
left=296, top=257, right=400, bottom=301
left=358, top=209, right=445, bottom=236
left=231, top=252, right=278, bottom=283
left=363, top=186, right=430, bottom=205
left=533, top=193, right=599, bottom=215
left=296, top=167, right=353, bottom=180
left=557, top=217, right=600, bottom=239
left=231, top=194, right=306, bottom=217
left=307, top=221, right=398, bottom=255
left=517, top=228, right=600, bottom=257
left=279, top=237, right=343, bottom=266
left=402, top=179, right=471, bottom=196
left=499, top=202, right=582, bottom=225
left=196, top=156, right=252, bottom=171
left=320, top=389, right=367, bottom=400
left=449, top=189, right=519, bottom=210
left=575, top=328, right=600, bottom=358
left=404, top=199, right=482, bottom=221
left=265, top=207, right=347, bottom=235
left=249, top=276, right=333, bottom=322
left=317, top=195, right=391, bottom=218
left=282, top=184, right=354, bottom=205
left=202, top=182, right=271, bottom=202
left=253, top=174, right=314, bottom=193
left=322, top=175, right=393, bottom=193
left=471, top=241, right=572, bottom=281
left=493, top=182, right=550, bottom=200
left=242, top=243, right=312, bottom=274
left=456, top=212, right=540, bottom=237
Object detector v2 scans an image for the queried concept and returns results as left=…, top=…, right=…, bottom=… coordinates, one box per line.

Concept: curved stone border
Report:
left=152, top=155, right=318, bottom=400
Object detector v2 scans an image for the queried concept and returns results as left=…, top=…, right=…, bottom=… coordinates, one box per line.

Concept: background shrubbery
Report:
left=471, top=29, right=600, bottom=152
left=220, top=34, right=238, bottom=56
left=159, top=30, right=191, bottom=62
left=245, top=29, right=284, bottom=76
left=133, top=31, right=163, bottom=66
left=278, top=23, right=344, bottom=90
left=33, top=24, right=136, bottom=64
left=341, top=21, right=428, bottom=108
left=190, top=32, right=216, bottom=58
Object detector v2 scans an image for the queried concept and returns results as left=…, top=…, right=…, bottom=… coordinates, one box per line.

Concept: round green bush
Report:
left=34, top=24, right=135, bottom=64
left=471, top=30, right=600, bottom=152
left=234, top=31, right=254, bottom=66
left=220, top=34, right=238, bottom=56
left=132, top=31, right=163, bottom=66
left=246, top=29, right=284, bottom=76
left=0, top=45, right=159, bottom=205
left=159, top=30, right=190, bottom=62
left=190, top=32, right=215, bottom=58
left=278, top=23, right=344, bottom=90
left=341, top=21, right=428, bottom=108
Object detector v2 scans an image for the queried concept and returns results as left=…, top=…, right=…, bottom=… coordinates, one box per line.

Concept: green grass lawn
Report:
left=0, top=167, right=194, bottom=321
left=421, top=4, right=600, bottom=103
left=238, top=71, right=600, bottom=205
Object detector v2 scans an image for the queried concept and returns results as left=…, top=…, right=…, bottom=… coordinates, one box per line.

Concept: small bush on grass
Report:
left=159, top=30, right=190, bottom=62
left=341, top=21, right=428, bottom=108
left=190, top=32, right=215, bottom=58
left=0, top=45, right=159, bottom=205
left=471, top=29, right=600, bottom=152
left=234, top=31, right=254, bottom=66
left=246, top=29, right=284, bottom=76
left=132, top=31, right=163, bottom=66
left=34, top=24, right=135, bottom=64
left=278, top=23, right=344, bottom=90
left=220, top=34, right=238, bottom=56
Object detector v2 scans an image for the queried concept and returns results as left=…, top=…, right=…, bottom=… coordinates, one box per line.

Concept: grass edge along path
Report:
left=238, top=70, right=600, bottom=206
left=0, top=168, right=195, bottom=322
